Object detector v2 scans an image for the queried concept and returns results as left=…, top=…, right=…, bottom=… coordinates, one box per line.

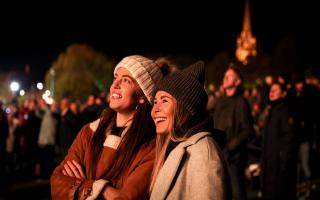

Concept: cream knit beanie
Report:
left=114, top=55, right=163, bottom=103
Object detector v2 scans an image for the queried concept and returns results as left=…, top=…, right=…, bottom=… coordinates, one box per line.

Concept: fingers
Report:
left=63, top=160, right=85, bottom=179
left=72, top=160, right=86, bottom=179
left=64, top=162, right=75, bottom=177
left=68, top=161, right=82, bottom=179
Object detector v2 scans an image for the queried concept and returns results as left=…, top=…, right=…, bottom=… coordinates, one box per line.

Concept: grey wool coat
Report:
left=150, top=132, right=231, bottom=200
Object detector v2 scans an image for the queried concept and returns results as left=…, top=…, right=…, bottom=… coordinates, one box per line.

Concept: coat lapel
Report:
left=151, top=132, right=210, bottom=200
left=152, top=147, right=185, bottom=200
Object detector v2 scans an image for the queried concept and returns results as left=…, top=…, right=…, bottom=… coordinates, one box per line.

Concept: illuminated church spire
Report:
left=236, top=0, right=257, bottom=65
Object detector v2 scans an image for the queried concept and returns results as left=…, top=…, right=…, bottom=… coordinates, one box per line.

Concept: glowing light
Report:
left=19, top=90, right=25, bottom=96
left=10, top=81, right=20, bottom=92
left=45, top=90, right=51, bottom=96
left=37, top=82, right=43, bottom=90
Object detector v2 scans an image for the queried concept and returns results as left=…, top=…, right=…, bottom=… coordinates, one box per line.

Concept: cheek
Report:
left=167, top=110, right=174, bottom=122
left=151, top=108, right=156, bottom=119
left=166, top=107, right=175, bottom=129
left=124, top=88, right=139, bottom=101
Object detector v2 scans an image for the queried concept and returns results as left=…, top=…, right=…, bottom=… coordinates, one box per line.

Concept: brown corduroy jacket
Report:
left=50, top=119, right=156, bottom=200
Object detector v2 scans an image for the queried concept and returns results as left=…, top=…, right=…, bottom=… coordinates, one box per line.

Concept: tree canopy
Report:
left=45, top=44, right=115, bottom=101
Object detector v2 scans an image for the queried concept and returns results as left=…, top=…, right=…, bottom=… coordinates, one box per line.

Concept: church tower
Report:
left=236, top=0, right=257, bottom=65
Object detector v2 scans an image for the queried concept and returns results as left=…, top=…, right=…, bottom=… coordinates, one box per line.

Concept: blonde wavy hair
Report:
left=149, top=100, right=196, bottom=192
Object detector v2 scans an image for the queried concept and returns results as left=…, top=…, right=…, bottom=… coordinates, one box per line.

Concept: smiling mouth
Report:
left=154, top=117, right=166, bottom=123
left=112, top=93, right=122, bottom=99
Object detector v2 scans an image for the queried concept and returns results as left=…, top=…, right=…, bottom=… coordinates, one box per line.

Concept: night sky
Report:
left=0, top=0, right=319, bottom=82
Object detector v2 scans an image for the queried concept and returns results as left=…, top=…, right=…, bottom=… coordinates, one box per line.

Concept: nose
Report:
left=112, top=78, right=121, bottom=88
left=152, top=103, right=160, bottom=113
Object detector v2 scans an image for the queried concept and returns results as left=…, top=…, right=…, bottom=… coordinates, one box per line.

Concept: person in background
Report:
left=260, top=82, right=297, bottom=200
left=0, top=101, right=9, bottom=198
left=58, top=98, right=77, bottom=157
left=37, top=101, right=59, bottom=178
left=81, top=94, right=99, bottom=125
left=288, top=72, right=320, bottom=182
left=214, top=64, right=254, bottom=200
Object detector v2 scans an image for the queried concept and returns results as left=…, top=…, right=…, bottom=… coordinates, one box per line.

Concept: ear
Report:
left=139, top=98, right=145, bottom=104
left=235, top=78, right=242, bottom=87
left=282, top=91, right=287, bottom=98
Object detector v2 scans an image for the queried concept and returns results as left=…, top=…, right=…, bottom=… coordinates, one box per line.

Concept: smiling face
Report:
left=151, top=90, right=176, bottom=135
left=109, top=67, right=142, bottom=115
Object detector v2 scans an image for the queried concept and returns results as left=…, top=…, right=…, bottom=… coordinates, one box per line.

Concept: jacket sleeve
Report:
left=50, top=125, right=95, bottom=200
left=115, top=140, right=156, bottom=200
left=227, top=98, right=254, bottom=152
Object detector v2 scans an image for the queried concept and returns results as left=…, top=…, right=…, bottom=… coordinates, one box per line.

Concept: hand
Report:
left=248, top=163, right=261, bottom=177
left=62, top=160, right=86, bottom=179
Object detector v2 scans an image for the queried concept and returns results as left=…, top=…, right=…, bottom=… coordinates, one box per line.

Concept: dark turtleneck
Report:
left=269, top=98, right=285, bottom=108
left=110, top=124, right=127, bottom=137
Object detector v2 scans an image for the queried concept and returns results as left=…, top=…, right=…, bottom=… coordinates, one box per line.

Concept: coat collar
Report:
left=89, top=118, right=130, bottom=149
left=176, top=132, right=210, bottom=149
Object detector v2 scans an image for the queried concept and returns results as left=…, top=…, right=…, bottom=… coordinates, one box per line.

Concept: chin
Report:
left=109, top=103, right=120, bottom=111
left=109, top=99, right=122, bottom=107
left=156, top=129, right=169, bottom=136
left=109, top=104, right=116, bottom=110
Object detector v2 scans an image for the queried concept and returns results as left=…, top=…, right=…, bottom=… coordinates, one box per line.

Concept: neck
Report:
left=116, top=112, right=135, bottom=127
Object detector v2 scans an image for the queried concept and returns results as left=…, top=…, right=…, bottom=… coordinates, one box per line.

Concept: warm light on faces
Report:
left=109, top=67, right=141, bottom=114
left=151, top=91, right=176, bottom=135
left=269, top=84, right=286, bottom=102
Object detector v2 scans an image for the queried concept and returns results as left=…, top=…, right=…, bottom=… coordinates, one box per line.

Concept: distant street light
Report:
left=10, top=81, right=20, bottom=92
left=19, top=90, right=25, bottom=96
left=10, top=81, right=20, bottom=99
left=37, top=82, right=44, bottom=90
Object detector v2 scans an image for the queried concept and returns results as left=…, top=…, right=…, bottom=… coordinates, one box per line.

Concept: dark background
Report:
left=0, top=0, right=319, bottom=81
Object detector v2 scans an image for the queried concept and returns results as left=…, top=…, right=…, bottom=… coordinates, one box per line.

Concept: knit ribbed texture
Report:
left=114, top=55, right=163, bottom=103
left=155, top=61, right=207, bottom=115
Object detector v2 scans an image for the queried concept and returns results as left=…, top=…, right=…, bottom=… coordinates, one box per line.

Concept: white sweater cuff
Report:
left=85, top=179, right=109, bottom=200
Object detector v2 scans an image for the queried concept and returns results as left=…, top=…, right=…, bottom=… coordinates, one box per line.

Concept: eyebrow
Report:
left=154, top=95, right=173, bottom=100
left=114, top=73, right=134, bottom=81
left=122, top=75, right=134, bottom=80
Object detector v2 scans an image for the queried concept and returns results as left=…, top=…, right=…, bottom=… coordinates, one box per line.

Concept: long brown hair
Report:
left=90, top=96, right=156, bottom=180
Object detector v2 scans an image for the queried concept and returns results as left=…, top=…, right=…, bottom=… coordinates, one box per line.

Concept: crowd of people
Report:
left=0, top=93, right=108, bottom=187
left=1, top=55, right=320, bottom=199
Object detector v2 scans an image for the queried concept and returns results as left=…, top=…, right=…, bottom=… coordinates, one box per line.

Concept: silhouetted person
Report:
left=288, top=73, right=320, bottom=182
left=21, top=99, right=41, bottom=178
left=81, top=94, right=99, bottom=125
left=0, top=101, right=9, bottom=198
left=58, top=98, right=77, bottom=157
left=261, top=82, right=297, bottom=200
left=214, top=65, right=254, bottom=200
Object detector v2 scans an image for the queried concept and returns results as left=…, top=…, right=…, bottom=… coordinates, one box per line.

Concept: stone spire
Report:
left=236, top=0, right=257, bottom=65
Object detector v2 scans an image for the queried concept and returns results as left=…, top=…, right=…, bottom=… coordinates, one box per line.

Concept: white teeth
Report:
left=112, top=93, right=122, bottom=99
left=155, top=117, right=166, bottom=123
